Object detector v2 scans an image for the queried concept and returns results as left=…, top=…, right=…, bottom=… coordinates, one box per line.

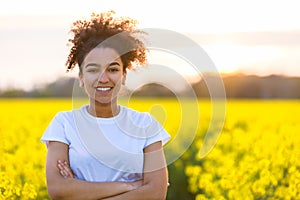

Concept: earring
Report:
left=79, top=81, right=84, bottom=87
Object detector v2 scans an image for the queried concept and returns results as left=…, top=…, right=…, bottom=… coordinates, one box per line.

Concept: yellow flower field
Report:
left=186, top=100, right=300, bottom=200
left=0, top=98, right=299, bottom=200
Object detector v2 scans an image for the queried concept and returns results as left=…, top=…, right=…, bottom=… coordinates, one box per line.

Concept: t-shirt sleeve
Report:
left=144, top=114, right=171, bottom=148
left=41, top=112, right=70, bottom=147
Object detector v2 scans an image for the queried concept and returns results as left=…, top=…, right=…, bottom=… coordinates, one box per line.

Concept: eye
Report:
left=86, top=68, right=98, bottom=73
left=108, top=67, right=120, bottom=73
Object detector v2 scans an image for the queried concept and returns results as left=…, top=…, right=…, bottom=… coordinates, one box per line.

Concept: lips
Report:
left=95, top=86, right=114, bottom=94
left=96, top=87, right=112, bottom=91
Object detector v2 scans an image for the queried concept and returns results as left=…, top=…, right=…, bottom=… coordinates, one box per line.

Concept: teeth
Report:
left=96, top=87, right=111, bottom=91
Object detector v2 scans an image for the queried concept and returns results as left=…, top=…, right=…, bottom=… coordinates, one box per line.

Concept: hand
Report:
left=57, top=160, right=75, bottom=179
left=128, top=179, right=143, bottom=190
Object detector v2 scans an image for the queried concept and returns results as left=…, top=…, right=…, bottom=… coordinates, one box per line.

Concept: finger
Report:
left=57, top=163, right=64, bottom=170
left=57, top=160, right=65, bottom=169
left=63, top=162, right=75, bottom=177
left=60, top=169, right=67, bottom=178
left=63, top=166, right=74, bottom=178
left=62, top=164, right=72, bottom=174
left=58, top=164, right=72, bottom=177
left=57, top=160, right=75, bottom=178
left=57, top=160, right=69, bottom=171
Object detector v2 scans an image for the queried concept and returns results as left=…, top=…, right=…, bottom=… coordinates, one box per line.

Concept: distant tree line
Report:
left=193, top=74, right=300, bottom=99
left=1, top=74, right=300, bottom=99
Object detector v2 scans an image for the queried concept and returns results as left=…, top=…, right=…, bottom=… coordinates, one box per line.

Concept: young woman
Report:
left=41, top=11, right=171, bottom=200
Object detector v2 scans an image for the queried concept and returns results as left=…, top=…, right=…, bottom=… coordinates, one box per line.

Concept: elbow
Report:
left=47, top=185, right=60, bottom=200
left=147, top=183, right=168, bottom=200
left=152, top=191, right=167, bottom=200
left=47, top=183, right=66, bottom=200
left=149, top=193, right=166, bottom=200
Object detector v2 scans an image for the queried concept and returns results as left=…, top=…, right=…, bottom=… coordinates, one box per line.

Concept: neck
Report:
left=88, top=99, right=119, bottom=118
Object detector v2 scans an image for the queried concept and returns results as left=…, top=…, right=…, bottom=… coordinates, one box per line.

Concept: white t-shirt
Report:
left=41, top=105, right=171, bottom=182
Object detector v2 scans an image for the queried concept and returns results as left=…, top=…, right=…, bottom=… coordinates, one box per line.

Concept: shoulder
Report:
left=51, top=108, right=79, bottom=124
left=121, top=106, right=154, bottom=127
left=54, top=110, right=74, bottom=119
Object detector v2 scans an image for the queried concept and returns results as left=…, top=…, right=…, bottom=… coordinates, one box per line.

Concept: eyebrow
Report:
left=85, top=63, right=99, bottom=68
left=85, top=62, right=121, bottom=68
left=109, top=61, right=121, bottom=67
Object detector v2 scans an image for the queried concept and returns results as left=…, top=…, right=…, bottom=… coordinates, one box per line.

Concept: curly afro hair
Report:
left=65, top=10, right=148, bottom=74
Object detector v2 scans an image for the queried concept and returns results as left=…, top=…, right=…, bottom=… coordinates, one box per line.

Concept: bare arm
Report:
left=103, top=141, right=169, bottom=200
left=45, top=141, right=141, bottom=200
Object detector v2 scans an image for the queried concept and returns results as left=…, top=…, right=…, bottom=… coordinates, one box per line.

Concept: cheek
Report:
left=83, top=73, right=98, bottom=84
left=113, top=74, right=124, bottom=84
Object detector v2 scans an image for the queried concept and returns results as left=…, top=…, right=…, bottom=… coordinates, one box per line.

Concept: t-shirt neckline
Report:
left=81, top=104, right=124, bottom=122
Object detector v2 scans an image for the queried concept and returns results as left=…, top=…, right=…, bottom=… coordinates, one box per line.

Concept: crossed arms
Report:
left=45, top=141, right=169, bottom=200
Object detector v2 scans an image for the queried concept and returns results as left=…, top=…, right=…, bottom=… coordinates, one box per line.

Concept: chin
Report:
left=90, top=96, right=117, bottom=105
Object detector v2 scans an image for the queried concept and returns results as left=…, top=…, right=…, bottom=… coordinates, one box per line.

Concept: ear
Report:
left=79, top=73, right=84, bottom=88
left=122, top=73, right=127, bottom=85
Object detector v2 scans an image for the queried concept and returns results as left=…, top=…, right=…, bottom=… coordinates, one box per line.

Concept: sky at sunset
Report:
left=1, top=0, right=300, bottom=90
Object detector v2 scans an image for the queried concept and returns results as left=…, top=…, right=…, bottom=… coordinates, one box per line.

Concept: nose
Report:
left=98, top=71, right=109, bottom=83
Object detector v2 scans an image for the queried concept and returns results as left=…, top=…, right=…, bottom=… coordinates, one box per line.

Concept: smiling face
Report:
left=79, top=47, right=126, bottom=105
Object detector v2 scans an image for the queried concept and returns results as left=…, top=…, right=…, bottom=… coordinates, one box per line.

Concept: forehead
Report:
left=83, top=47, right=122, bottom=65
